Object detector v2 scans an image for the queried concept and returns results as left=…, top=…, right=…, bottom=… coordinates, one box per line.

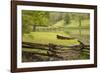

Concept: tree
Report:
left=63, top=13, right=71, bottom=25
left=73, top=13, right=89, bottom=39
left=22, top=10, right=50, bottom=34
left=22, top=14, right=33, bottom=34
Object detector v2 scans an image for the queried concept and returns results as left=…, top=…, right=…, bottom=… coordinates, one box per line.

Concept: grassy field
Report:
left=23, top=31, right=80, bottom=46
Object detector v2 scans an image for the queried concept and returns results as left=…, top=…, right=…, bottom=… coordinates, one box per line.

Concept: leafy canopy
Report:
left=22, top=10, right=50, bottom=34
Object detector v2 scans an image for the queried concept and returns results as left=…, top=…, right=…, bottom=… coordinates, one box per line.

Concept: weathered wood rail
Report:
left=22, top=41, right=90, bottom=61
left=22, top=42, right=89, bottom=51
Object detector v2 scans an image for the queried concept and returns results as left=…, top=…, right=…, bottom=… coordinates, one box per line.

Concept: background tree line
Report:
left=22, top=10, right=90, bottom=35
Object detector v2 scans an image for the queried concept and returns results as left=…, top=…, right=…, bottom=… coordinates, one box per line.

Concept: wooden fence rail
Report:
left=22, top=41, right=90, bottom=61
left=22, top=42, right=89, bottom=51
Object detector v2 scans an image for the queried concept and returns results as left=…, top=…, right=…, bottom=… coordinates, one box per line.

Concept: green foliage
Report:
left=22, top=14, right=33, bottom=34
left=64, top=14, right=71, bottom=25
left=22, top=10, right=50, bottom=34
left=80, top=51, right=90, bottom=59
left=22, top=10, right=90, bottom=34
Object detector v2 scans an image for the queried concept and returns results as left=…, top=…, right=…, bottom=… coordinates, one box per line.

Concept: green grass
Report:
left=50, top=20, right=65, bottom=28
left=23, top=32, right=80, bottom=46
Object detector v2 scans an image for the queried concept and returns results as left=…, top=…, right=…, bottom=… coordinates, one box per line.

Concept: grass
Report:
left=50, top=20, right=65, bottom=28
left=23, top=31, right=80, bottom=46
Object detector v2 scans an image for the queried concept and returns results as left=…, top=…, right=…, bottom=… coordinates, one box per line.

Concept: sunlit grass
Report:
left=23, top=32, right=80, bottom=46
left=51, top=20, right=65, bottom=27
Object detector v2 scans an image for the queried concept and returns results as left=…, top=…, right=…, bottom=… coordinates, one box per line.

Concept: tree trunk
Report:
left=33, top=25, right=36, bottom=31
left=79, top=17, right=82, bottom=40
